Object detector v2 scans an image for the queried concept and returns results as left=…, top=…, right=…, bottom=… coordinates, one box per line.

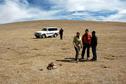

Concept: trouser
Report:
left=60, top=34, right=63, bottom=40
left=81, top=43, right=90, bottom=59
left=74, top=46, right=80, bottom=61
left=92, top=46, right=97, bottom=60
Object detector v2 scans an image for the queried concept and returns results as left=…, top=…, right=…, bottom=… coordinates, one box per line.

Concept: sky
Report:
left=0, top=0, right=126, bottom=24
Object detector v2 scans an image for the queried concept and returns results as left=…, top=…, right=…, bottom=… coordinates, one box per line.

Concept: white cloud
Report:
left=0, top=0, right=59, bottom=24
left=104, top=9, right=126, bottom=21
left=49, top=0, right=126, bottom=22
left=51, top=0, right=125, bottom=11
left=0, top=0, right=126, bottom=24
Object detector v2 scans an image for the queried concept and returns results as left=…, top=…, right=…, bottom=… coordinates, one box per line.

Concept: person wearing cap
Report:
left=81, top=29, right=92, bottom=60
left=73, top=32, right=82, bottom=61
left=91, top=31, right=97, bottom=61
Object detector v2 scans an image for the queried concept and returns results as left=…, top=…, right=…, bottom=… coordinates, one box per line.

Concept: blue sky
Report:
left=0, top=0, right=126, bottom=24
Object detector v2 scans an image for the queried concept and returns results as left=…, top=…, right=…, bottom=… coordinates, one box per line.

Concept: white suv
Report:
left=34, top=27, right=59, bottom=38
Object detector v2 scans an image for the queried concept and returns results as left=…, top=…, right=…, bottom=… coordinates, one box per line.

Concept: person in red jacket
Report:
left=81, top=29, right=92, bottom=60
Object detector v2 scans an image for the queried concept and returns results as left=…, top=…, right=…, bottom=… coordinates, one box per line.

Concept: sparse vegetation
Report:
left=0, top=20, right=126, bottom=84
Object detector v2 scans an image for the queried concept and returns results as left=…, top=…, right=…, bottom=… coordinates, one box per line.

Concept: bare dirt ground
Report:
left=0, top=20, right=126, bottom=84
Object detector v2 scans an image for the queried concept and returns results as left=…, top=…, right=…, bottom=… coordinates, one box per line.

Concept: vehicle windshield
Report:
left=42, top=28, right=47, bottom=31
left=48, top=28, right=57, bottom=31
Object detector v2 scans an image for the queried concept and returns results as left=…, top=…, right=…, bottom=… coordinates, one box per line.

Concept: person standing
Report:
left=73, top=32, right=82, bottom=61
left=91, top=31, right=97, bottom=61
left=81, top=29, right=92, bottom=60
left=59, top=28, right=64, bottom=40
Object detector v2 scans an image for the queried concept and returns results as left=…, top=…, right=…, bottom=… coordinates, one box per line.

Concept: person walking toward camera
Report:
left=81, top=29, right=92, bottom=60
left=73, top=32, right=82, bottom=61
left=91, top=31, right=97, bottom=61
left=59, top=28, right=64, bottom=40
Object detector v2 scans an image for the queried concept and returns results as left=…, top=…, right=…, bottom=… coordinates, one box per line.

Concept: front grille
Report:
left=35, top=33, right=40, bottom=36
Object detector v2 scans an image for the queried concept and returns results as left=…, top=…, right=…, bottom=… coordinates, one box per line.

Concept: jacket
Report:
left=82, top=33, right=92, bottom=45
left=73, top=36, right=81, bottom=47
left=91, top=35, right=97, bottom=47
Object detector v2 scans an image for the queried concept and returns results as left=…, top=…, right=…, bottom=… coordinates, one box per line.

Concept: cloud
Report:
left=101, top=9, right=126, bottom=21
left=50, top=0, right=120, bottom=11
left=50, top=0, right=126, bottom=21
left=0, top=0, right=59, bottom=24
left=0, top=0, right=126, bottom=24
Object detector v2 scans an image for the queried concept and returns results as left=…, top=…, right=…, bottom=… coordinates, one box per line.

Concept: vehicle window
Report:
left=48, top=28, right=57, bottom=31
left=42, top=28, right=47, bottom=31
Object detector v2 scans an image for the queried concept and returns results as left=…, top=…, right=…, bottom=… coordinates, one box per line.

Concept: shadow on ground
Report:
left=56, top=57, right=94, bottom=63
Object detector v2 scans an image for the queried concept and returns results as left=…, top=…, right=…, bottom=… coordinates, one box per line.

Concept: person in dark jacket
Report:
left=81, top=29, right=92, bottom=60
left=59, top=28, right=64, bottom=40
left=91, top=31, right=97, bottom=61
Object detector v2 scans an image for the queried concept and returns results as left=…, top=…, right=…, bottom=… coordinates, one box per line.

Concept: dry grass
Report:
left=0, top=20, right=126, bottom=84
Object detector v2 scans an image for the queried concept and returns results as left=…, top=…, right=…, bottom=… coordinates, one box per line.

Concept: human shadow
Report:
left=56, top=57, right=75, bottom=63
left=56, top=57, right=93, bottom=63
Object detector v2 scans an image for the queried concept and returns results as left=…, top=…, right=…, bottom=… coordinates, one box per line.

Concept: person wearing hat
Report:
left=91, top=31, right=97, bottom=61
left=73, top=32, right=82, bottom=61
left=81, top=29, right=92, bottom=60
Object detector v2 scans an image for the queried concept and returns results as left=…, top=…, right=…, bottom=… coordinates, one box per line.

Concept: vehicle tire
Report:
left=53, top=33, right=58, bottom=37
left=35, top=33, right=40, bottom=38
left=35, top=36, right=40, bottom=38
left=41, top=34, right=46, bottom=38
